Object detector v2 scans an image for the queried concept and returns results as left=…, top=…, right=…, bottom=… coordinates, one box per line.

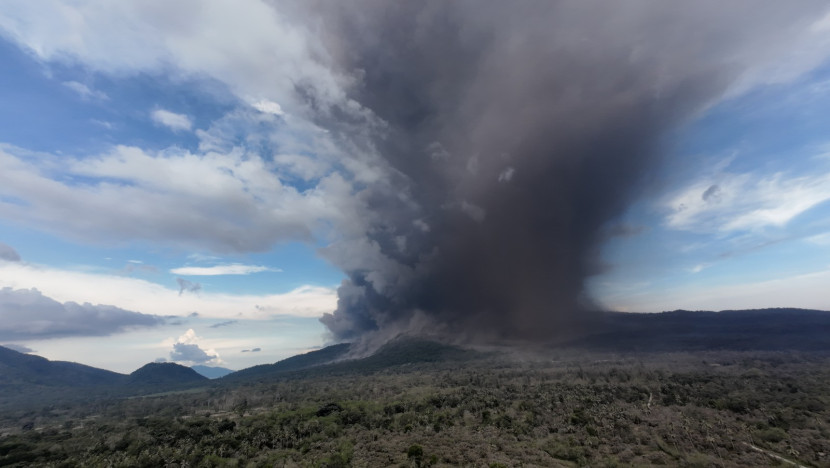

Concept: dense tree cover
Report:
left=1, top=350, right=829, bottom=467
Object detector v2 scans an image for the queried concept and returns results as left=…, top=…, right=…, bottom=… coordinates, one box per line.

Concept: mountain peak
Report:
left=191, top=365, right=234, bottom=379
left=129, top=362, right=207, bottom=386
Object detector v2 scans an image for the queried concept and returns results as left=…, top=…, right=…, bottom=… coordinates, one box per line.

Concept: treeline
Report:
left=1, top=350, right=829, bottom=466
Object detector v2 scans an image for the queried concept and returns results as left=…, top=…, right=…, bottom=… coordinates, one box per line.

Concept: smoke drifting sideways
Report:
left=277, top=1, right=829, bottom=345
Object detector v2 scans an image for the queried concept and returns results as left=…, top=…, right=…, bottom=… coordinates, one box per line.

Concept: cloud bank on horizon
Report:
left=0, top=286, right=164, bottom=341
left=1, top=0, right=830, bottom=363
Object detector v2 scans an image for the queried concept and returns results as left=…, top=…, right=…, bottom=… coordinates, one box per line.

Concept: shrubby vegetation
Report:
left=2, top=349, right=830, bottom=466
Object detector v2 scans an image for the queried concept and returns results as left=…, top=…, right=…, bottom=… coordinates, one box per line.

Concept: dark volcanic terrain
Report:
left=1, top=308, right=829, bottom=466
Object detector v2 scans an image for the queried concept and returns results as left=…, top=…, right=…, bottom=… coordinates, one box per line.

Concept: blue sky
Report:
left=0, top=2, right=354, bottom=371
left=1, top=2, right=830, bottom=372
left=592, top=62, right=830, bottom=313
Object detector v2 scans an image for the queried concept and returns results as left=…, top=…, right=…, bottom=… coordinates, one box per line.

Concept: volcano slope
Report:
left=1, top=311, right=830, bottom=467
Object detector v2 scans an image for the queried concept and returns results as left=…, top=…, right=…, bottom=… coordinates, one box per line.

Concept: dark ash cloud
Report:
left=302, top=1, right=829, bottom=345
left=170, top=342, right=216, bottom=364
left=0, top=287, right=165, bottom=340
left=0, top=242, right=21, bottom=262
left=603, top=224, right=648, bottom=239
left=176, top=278, right=202, bottom=296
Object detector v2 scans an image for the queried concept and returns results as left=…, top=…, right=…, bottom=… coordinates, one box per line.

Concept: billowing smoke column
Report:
left=293, top=1, right=828, bottom=343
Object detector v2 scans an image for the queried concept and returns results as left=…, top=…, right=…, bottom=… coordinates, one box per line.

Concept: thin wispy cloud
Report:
left=0, top=260, right=336, bottom=319
left=806, top=232, right=830, bottom=246
left=62, top=81, right=107, bottom=101
left=273, top=154, right=329, bottom=181
left=0, top=242, right=21, bottom=262
left=176, top=278, right=202, bottom=296
left=665, top=160, right=830, bottom=233
left=151, top=109, right=193, bottom=132
left=209, top=320, right=238, bottom=328
left=171, top=263, right=278, bottom=276
left=187, top=253, right=222, bottom=263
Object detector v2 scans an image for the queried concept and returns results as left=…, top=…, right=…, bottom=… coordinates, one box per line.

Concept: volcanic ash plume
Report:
left=292, top=1, right=830, bottom=343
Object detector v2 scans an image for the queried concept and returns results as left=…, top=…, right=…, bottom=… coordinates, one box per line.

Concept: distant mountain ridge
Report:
left=0, top=345, right=124, bottom=388
left=2, top=307, right=829, bottom=409
left=191, top=365, right=234, bottom=379
left=0, top=347, right=209, bottom=410
left=574, top=308, right=830, bottom=352
left=0, top=348, right=208, bottom=390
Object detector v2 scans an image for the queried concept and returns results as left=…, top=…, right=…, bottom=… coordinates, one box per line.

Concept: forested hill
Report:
left=0, top=347, right=210, bottom=410
left=223, top=342, right=351, bottom=382
left=0, top=345, right=124, bottom=388
left=221, top=338, right=483, bottom=384
left=127, top=362, right=208, bottom=387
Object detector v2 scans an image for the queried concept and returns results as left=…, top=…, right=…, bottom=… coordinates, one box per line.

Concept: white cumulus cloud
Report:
left=169, top=328, right=219, bottom=364
left=0, top=144, right=357, bottom=253
left=0, top=0, right=354, bottom=117
left=152, top=109, right=193, bottom=132
left=251, top=99, right=284, bottom=115
left=171, top=263, right=277, bottom=276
